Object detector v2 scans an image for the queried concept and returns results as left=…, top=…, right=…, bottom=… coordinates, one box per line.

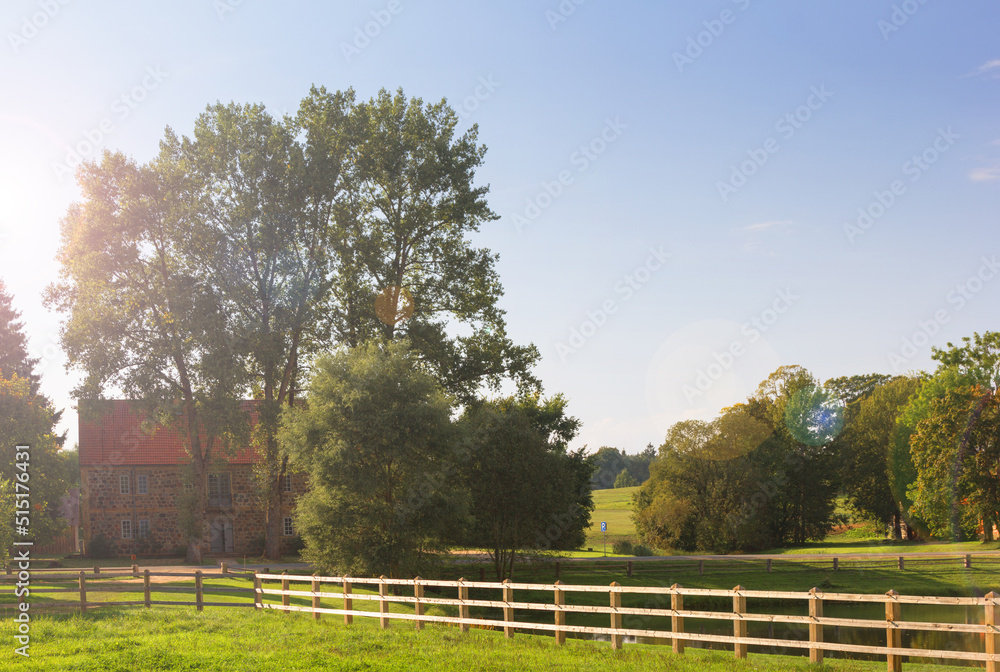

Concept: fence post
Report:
left=458, top=578, right=470, bottom=633
left=282, top=571, right=290, bottom=610
left=94, top=566, right=100, bottom=576
left=253, top=573, right=262, bottom=609
left=898, top=556, right=904, bottom=571
left=698, top=560, right=704, bottom=575
left=143, top=570, right=151, bottom=608
left=766, top=558, right=772, bottom=573
left=195, top=570, right=204, bottom=612
left=610, top=582, right=623, bottom=650
left=78, top=571, right=87, bottom=614
left=553, top=580, right=565, bottom=645
left=502, top=579, right=515, bottom=639
left=986, top=591, right=999, bottom=672
left=885, top=590, right=902, bottom=672
left=671, top=583, right=685, bottom=654
left=555, top=561, right=560, bottom=580
left=627, top=561, right=633, bottom=577
left=379, top=576, right=389, bottom=629
left=221, top=562, right=228, bottom=575
left=833, top=557, right=838, bottom=572
left=414, top=577, right=424, bottom=631
left=809, top=587, right=823, bottom=664
left=132, top=564, right=139, bottom=579
left=343, top=576, right=353, bottom=625
left=733, top=585, right=747, bottom=659
left=966, top=554, right=973, bottom=569
left=311, top=576, right=320, bottom=622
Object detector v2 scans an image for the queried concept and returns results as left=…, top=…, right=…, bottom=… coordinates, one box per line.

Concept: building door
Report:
left=210, top=518, right=234, bottom=553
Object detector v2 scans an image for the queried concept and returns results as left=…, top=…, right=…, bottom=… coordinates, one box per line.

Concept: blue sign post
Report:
left=601, top=521, right=607, bottom=556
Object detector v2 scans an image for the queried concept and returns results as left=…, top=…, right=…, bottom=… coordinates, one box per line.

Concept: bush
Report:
left=614, top=469, right=638, bottom=488
left=287, top=534, right=306, bottom=555
left=631, top=543, right=655, bottom=557
left=247, top=534, right=266, bottom=557
left=87, top=533, right=113, bottom=559
left=611, top=539, right=633, bottom=555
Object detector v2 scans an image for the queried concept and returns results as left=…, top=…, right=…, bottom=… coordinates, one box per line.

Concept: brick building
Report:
left=78, top=401, right=305, bottom=557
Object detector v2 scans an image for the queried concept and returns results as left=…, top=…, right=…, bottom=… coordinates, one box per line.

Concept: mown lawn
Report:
left=0, top=607, right=974, bottom=671
left=769, top=535, right=1000, bottom=556
left=585, top=486, right=639, bottom=551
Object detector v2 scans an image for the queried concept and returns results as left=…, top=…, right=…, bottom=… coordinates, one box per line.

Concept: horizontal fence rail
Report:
left=550, top=552, right=1000, bottom=578
left=3, top=564, right=999, bottom=669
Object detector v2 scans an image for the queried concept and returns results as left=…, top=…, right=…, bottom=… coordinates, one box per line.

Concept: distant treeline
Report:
left=590, top=445, right=657, bottom=489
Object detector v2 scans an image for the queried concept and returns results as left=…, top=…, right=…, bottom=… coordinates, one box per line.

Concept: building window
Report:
left=137, top=475, right=148, bottom=495
left=138, top=520, right=150, bottom=538
left=119, top=475, right=130, bottom=495
left=121, top=520, right=132, bottom=539
left=184, top=482, right=193, bottom=492
left=283, top=517, right=294, bottom=537
left=208, top=473, right=232, bottom=508
left=283, top=473, right=292, bottom=492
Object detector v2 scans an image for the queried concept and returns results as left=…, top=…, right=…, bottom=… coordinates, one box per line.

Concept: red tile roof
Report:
left=79, top=400, right=264, bottom=467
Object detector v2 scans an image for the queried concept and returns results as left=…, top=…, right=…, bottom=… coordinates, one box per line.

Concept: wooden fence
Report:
left=553, top=552, right=1000, bottom=579
left=4, top=566, right=999, bottom=670
left=252, top=573, right=1000, bottom=671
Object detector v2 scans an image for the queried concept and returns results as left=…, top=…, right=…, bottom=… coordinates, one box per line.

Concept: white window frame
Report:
left=283, top=473, right=292, bottom=493
left=138, top=520, right=150, bottom=538
left=119, top=475, right=130, bottom=495
left=121, top=520, right=132, bottom=539
left=137, top=474, right=148, bottom=495
left=283, top=517, right=294, bottom=537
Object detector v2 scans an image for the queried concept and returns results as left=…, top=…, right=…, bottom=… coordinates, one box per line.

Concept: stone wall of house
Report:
left=81, top=465, right=309, bottom=558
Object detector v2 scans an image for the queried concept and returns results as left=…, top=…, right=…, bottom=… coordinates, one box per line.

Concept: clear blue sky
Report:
left=2, top=1, right=998, bottom=453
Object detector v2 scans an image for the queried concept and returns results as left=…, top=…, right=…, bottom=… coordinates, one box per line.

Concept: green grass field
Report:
left=0, top=607, right=973, bottom=671
left=585, top=486, right=639, bottom=551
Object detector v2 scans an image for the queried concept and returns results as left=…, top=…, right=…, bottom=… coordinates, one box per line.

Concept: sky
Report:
left=1, top=0, right=998, bottom=454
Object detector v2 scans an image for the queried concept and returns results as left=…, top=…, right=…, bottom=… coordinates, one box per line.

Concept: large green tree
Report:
left=0, top=281, right=42, bottom=397
left=0, top=375, right=71, bottom=545
left=833, top=376, right=921, bottom=538
left=318, top=88, right=541, bottom=402
left=460, top=394, right=592, bottom=580
left=903, top=332, right=1000, bottom=540
left=909, top=385, right=1000, bottom=540
left=279, top=341, right=463, bottom=578
left=46, top=152, right=247, bottom=563
left=634, top=366, right=841, bottom=553
left=162, top=97, right=349, bottom=559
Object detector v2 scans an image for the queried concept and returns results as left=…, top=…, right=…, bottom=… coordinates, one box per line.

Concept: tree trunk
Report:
left=264, top=473, right=284, bottom=560
left=892, top=512, right=902, bottom=540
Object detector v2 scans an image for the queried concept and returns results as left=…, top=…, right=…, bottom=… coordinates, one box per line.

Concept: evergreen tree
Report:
left=0, top=280, right=41, bottom=397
